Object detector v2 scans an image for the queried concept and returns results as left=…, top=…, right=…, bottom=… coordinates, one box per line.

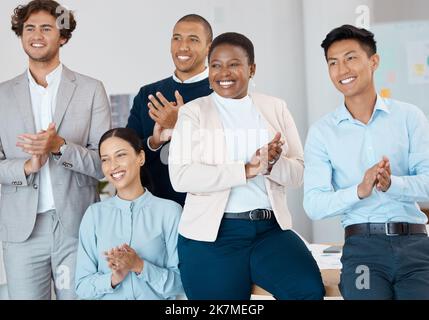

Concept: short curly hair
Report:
left=208, top=32, right=255, bottom=65
left=11, top=0, right=76, bottom=45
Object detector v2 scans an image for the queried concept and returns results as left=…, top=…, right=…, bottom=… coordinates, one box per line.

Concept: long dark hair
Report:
left=98, top=128, right=154, bottom=192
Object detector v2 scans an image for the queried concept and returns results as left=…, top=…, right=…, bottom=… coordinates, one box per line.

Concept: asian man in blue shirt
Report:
left=304, top=25, right=429, bottom=300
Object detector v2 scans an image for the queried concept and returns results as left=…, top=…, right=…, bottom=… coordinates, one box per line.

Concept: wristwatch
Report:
left=52, top=139, right=67, bottom=157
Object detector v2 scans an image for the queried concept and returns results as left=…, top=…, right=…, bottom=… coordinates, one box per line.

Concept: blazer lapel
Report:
left=13, top=73, right=36, bottom=133
left=250, top=93, right=277, bottom=138
left=53, top=66, right=76, bottom=129
left=203, top=95, right=224, bottom=130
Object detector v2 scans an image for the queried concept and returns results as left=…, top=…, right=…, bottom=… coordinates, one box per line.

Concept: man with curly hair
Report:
left=0, top=0, right=111, bottom=299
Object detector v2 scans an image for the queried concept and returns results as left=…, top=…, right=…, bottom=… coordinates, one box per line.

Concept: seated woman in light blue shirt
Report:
left=75, top=127, right=183, bottom=300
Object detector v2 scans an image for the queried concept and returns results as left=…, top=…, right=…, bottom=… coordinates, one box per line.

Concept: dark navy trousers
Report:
left=178, top=217, right=325, bottom=300
left=340, top=233, right=429, bottom=300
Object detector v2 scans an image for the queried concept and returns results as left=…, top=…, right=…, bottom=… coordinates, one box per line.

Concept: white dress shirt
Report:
left=27, top=63, right=63, bottom=213
left=212, top=92, right=272, bottom=213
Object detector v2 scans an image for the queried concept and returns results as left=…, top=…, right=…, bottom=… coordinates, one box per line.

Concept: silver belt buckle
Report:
left=385, top=222, right=400, bottom=236
left=249, top=209, right=272, bottom=220
left=249, top=210, right=256, bottom=221
left=262, top=209, right=269, bottom=220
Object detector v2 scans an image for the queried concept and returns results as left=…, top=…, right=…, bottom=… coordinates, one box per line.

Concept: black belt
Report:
left=224, top=209, right=274, bottom=221
left=345, top=222, right=427, bottom=238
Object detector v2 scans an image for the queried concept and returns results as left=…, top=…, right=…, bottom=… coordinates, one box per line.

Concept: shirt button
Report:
left=33, top=184, right=38, bottom=190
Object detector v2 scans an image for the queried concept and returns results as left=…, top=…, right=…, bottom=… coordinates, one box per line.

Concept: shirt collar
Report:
left=334, top=94, right=390, bottom=125
left=113, top=188, right=153, bottom=212
left=27, top=63, right=63, bottom=89
left=212, top=91, right=252, bottom=109
left=172, top=67, right=208, bottom=84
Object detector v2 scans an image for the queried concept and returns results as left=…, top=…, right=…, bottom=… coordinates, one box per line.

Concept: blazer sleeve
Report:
left=0, top=135, right=35, bottom=187
left=52, top=80, right=111, bottom=180
left=266, top=100, right=304, bottom=188
left=169, top=103, right=247, bottom=193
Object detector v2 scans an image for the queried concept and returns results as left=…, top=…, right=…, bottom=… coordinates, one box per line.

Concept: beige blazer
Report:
left=168, top=92, right=304, bottom=242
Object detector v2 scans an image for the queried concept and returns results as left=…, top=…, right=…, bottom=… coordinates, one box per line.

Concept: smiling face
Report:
left=170, top=20, right=210, bottom=81
left=326, top=39, right=379, bottom=98
left=209, top=44, right=256, bottom=99
left=21, top=10, right=66, bottom=64
left=100, top=137, right=145, bottom=195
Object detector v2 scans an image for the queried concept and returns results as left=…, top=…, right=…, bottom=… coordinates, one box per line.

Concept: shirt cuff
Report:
left=136, top=261, right=149, bottom=281
left=136, top=260, right=160, bottom=284
left=96, top=272, right=117, bottom=294
left=342, top=184, right=361, bottom=206
left=147, top=136, right=163, bottom=152
left=385, top=175, right=404, bottom=198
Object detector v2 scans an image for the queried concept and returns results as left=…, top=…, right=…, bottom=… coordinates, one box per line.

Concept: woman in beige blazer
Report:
left=169, top=32, right=324, bottom=300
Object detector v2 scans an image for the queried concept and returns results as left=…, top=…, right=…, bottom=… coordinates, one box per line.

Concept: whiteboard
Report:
left=373, top=21, right=429, bottom=116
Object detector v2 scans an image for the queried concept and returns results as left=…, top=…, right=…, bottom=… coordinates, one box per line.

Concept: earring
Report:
left=249, top=77, right=256, bottom=89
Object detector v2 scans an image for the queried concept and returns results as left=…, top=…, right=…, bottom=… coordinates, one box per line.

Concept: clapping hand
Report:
left=358, top=156, right=391, bottom=199
left=148, top=91, right=184, bottom=129
left=245, top=132, right=284, bottom=179
left=104, top=244, right=144, bottom=288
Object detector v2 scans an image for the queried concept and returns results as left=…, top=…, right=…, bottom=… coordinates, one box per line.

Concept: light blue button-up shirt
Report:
left=75, top=190, right=184, bottom=300
left=304, top=95, right=429, bottom=228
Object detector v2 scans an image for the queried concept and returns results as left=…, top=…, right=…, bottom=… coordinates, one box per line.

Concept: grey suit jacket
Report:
left=0, top=66, right=111, bottom=242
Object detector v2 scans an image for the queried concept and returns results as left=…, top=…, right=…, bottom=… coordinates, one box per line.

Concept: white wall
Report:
left=1, top=0, right=210, bottom=94
left=373, top=0, right=429, bottom=23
